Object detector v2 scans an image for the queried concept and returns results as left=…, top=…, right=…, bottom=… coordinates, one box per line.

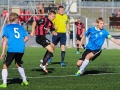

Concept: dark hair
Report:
left=96, top=17, right=104, bottom=23
left=58, top=6, right=64, bottom=10
left=48, top=10, right=56, bottom=15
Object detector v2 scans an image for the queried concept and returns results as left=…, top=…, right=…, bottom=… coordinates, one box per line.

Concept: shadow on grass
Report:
left=31, top=68, right=55, bottom=74
left=7, top=78, right=22, bottom=85
left=83, top=70, right=114, bottom=75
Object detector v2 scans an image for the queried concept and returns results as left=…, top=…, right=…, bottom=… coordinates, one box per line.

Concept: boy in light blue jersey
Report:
left=75, top=17, right=120, bottom=76
left=0, top=12, right=29, bottom=88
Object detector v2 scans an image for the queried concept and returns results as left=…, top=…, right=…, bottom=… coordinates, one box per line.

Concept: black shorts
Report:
left=79, top=49, right=102, bottom=61
left=4, top=52, right=24, bottom=67
left=76, top=34, right=81, bottom=41
left=36, top=35, right=51, bottom=47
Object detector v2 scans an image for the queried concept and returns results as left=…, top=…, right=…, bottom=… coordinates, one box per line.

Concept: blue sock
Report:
left=48, top=57, right=52, bottom=63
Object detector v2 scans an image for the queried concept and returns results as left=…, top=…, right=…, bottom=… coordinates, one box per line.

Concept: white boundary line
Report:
left=0, top=72, right=120, bottom=80
left=0, top=65, right=120, bottom=70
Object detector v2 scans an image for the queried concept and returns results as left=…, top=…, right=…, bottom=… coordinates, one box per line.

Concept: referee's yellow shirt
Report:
left=52, top=14, right=69, bottom=33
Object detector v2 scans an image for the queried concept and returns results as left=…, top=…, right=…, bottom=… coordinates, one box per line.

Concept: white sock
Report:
left=18, top=67, right=27, bottom=82
left=2, top=69, right=8, bottom=84
left=79, top=59, right=89, bottom=73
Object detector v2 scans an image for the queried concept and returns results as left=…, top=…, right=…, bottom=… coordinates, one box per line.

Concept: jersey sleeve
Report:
left=105, top=30, right=112, bottom=39
left=50, top=23, right=55, bottom=32
left=36, top=18, right=45, bottom=25
left=75, top=22, right=77, bottom=25
left=2, top=26, right=8, bottom=38
left=82, top=23, right=85, bottom=28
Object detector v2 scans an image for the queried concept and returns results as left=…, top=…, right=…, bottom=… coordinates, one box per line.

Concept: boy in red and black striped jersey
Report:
left=30, top=10, right=57, bottom=73
left=73, top=18, right=85, bottom=54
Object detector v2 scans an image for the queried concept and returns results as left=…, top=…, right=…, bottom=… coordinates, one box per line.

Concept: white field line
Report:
left=0, top=72, right=120, bottom=80
left=0, top=66, right=120, bottom=70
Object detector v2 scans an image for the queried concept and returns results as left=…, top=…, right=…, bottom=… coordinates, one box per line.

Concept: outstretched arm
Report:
left=110, top=37, right=120, bottom=45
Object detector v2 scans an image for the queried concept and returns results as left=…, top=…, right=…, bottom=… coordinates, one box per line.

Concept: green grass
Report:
left=0, top=47, right=120, bottom=90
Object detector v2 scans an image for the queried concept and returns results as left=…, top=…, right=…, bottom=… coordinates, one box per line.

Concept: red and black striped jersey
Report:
left=35, top=17, right=55, bottom=36
left=75, top=22, right=85, bottom=35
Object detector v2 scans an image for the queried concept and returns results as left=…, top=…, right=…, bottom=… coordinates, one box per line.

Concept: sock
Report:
left=61, top=51, right=65, bottom=62
left=18, top=67, right=27, bottom=82
left=79, top=59, right=89, bottom=73
left=43, top=51, right=48, bottom=60
left=42, top=52, right=53, bottom=65
left=77, top=44, right=79, bottom=52
left=2, top=69, right=8, bottom=84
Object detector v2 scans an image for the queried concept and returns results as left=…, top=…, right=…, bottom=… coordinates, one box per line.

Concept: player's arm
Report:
left=79, top=35, right=85, bottom=48
left=30, top=21, right=36, bottom=37
left=109, top=35, right=120, bottom=45
left=66, top=22, right=70, bottom=34
left=0, top=37, right=7, bottom=60
left=81, top=24, right=85, bottom=37
left=50, top=24, right=57, bottom=36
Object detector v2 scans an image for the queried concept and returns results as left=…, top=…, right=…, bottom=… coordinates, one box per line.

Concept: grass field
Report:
left=0, top=47, right=120, bottom=90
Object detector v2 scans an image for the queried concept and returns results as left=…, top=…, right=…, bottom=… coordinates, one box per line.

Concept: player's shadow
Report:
left=50, top=62, right=60, bottom=65
left=50, top=62, right=68, bottom=65
left=83, top=70, right=114, bottom=75
left=31, top=68, right=55, bottom=74
left=7, top=78, right=22, bottom=85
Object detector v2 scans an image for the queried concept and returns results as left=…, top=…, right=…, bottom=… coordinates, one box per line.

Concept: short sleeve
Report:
left=82, top=23, right=85, bottom=28
left=50, top=23, right=55, bottom=31
left=85, top=28, right=91, bottom=37
left=75, top=22, right=77, bottom=25
left=104, top=30, right=112, bottom=39
left=2, top=26, right=8, bottom=38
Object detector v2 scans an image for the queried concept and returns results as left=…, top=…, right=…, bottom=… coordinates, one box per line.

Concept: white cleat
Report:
left=40, top=64, right=48, bottom=73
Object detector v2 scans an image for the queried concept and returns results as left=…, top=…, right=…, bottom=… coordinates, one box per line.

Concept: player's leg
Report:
left=60, top=33, right=66, bottom=66
left=76, top=40, right=80, bottom=54
left=75, top=49, right=92, bottom=76
left=47, top=42, right=55, bottom=64
left=40, top=44, right=54, bottom=73
left=15, top=53, right=28, bottom=86
left=47, top=34, right=59, bottom=63
left=0, top=52, right=15, bottom=88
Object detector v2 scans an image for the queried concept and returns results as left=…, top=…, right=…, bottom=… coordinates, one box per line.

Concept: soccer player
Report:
left=0, top=12, right=29, bottom=88
left=72, top=17, right=85, bottom=54
left=30, top=10, right=57, bottom=73
left=75, top=17, right=120, bottom=76
left=48, top=6, right=70, bottom=66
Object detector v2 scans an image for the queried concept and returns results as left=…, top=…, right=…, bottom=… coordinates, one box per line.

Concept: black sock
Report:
left=77, top=44, right=79, bottom=51
left=61, top=51, right=65, bottom=62
left=43, top=50, right=48, bottom=60
left=42, top=52, right=53, bottom=65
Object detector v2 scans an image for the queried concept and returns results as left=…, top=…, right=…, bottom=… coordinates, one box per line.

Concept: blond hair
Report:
left=9, top=12, right=19, bottom=23
left=96, top=17, right=104, bottom=23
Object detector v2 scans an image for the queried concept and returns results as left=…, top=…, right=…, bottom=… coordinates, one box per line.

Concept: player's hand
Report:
left=52, top=31, right=57, bottom=36
left=0, top=53, right=4, bottom=60
left=68, top=30, right=71, bottom=34
left=79, top=43, right=83, bottom=49
left=80, top=35, right=83, bottom=38
left=30, top=32, right=34, bottom=37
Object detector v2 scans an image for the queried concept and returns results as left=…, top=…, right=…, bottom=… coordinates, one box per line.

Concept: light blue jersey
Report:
left=2, top=23, right=28, bottom=53
left=85, top=26, right=111, bottom=50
